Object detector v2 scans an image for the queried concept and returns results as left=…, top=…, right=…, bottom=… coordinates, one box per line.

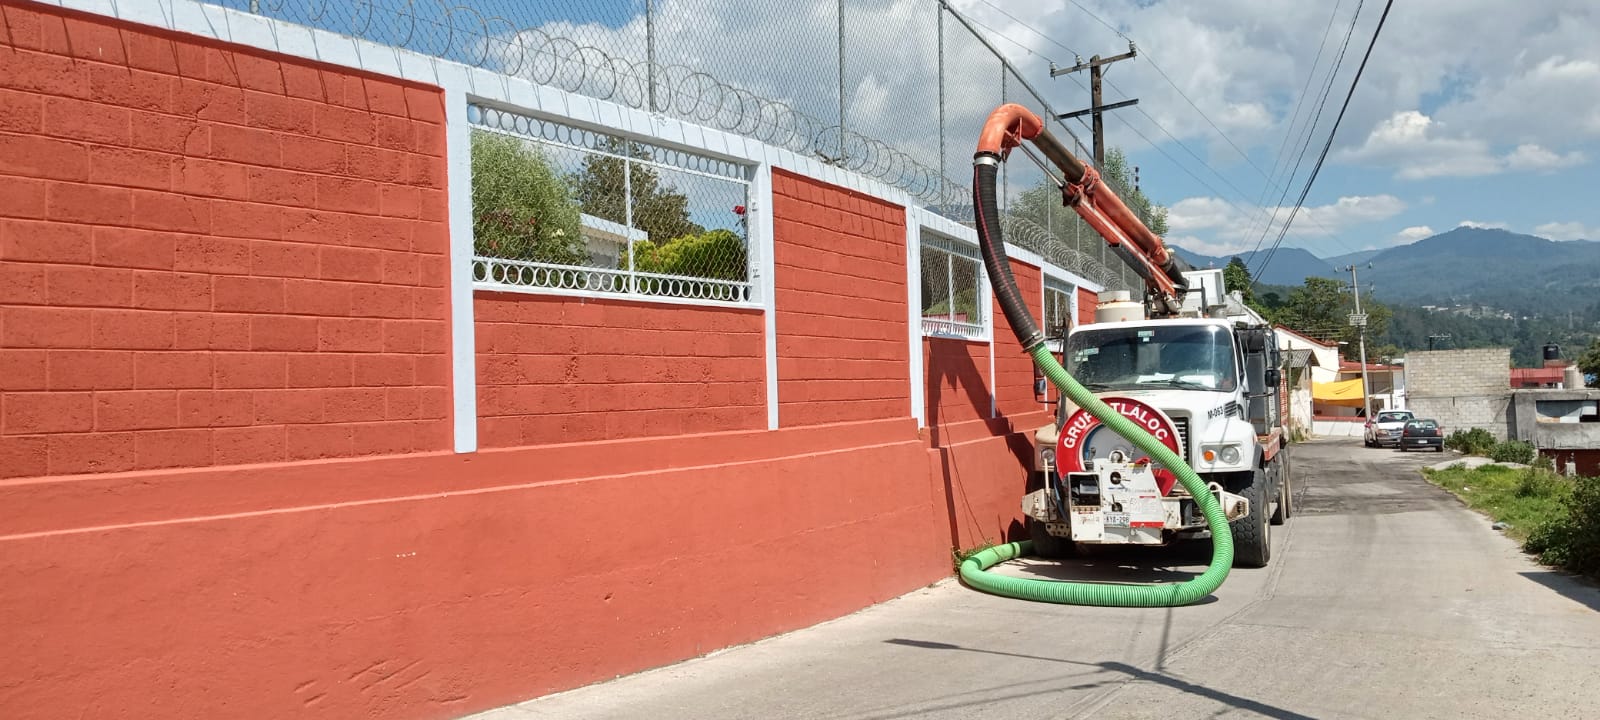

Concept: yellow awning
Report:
left=1312, top=377, right=1367, bottom=407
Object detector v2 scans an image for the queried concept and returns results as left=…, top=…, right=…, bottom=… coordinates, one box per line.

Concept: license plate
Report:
left=1104, top=512, right=1129, bottom=527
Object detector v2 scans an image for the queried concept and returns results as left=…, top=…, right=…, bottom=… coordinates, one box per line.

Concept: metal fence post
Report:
left=625, top=155, right=635, bottom=294
left=646, top=0, right=657, bottom=112
left=937, top=2, right=945, bottom=214
left=837, top=0, right=846, bottom=162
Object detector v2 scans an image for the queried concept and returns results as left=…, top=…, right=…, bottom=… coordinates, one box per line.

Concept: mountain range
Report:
left=1170, top=227, right=1600, bottom=320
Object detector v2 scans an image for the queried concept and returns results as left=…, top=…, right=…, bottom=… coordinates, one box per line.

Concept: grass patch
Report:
left=1422, top=464, right=1571, bottom=542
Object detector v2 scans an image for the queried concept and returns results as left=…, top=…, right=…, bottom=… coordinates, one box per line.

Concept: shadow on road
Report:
left=1519, top=571, right=1600, bottom=612
left=881, top=639, right=1317, bottom=720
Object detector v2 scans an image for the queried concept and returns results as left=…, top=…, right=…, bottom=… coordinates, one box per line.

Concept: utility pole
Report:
left=1051, top=43, right=1139, bottom=165
left=1052, top=42, right=1138, bottom=288
left=1345, top=263, right=1373, bottom=416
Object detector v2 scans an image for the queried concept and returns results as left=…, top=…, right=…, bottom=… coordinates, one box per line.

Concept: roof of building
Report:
left=1276, top=326, right=1338, bottom=349
left=1339, top=360, right=1400, bottom=372
left=1511, top=368, right=1566, bottom=384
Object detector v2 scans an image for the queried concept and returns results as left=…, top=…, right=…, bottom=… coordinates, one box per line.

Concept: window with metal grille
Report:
left=467, top=104, right=755, bottom=305
left=919, top=232, right=987, bottom=340
left=1044, top=275, right=1075, bottom=350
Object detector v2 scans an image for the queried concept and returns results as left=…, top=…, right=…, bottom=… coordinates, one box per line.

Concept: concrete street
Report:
left=468, top=438, right=1600, bottom=719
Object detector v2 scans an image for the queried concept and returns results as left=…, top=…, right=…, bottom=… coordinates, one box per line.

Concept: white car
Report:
left=1364, top=410, right=1415, bottom=448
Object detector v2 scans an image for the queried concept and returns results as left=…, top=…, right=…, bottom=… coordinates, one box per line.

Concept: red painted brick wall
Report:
left=474, top=293, right=765, bottom=447
left=1078, top=287, right=1098, bottom=326
left=993, top=258, right=1046, bottom=420
left=772, top=169, right=910, bottom=426
left=923, top=338, right=990, bottom=433
left=0, top=4, right=450, bottom=478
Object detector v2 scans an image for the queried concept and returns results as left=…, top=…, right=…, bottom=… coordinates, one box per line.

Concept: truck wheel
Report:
left=1231, top=469, right=1271, bottom=568
left=1270, top=450, right=1293, bottom=525
left=1280, top=448, right=1295, bottom=519
left=1027, top=516, right=1074, bottom=559
left=1024, top=471, right=1074, bottom=559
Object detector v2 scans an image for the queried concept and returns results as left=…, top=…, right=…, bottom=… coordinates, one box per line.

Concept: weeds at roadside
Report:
left=952, top=540, right=998, bottom=572
left=1424, top=464, right=1598, bottom=580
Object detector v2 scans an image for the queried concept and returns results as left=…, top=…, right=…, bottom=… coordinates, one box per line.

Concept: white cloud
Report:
left=1335, top=111, right=1587, bottom=180
left=1505, top=144, right=1587, bottom=172
left=1164, top=234, right=1258, bottom=259
left=1457, top=220, right=1510, bottom=230
left=1395, top=225, right=1434, bottom=242
left=1167, top=193, right=1405, bottom=244
left=1166, top=197, right=1234, bottom=232
left=1533, top=221, right=1598, bottom=241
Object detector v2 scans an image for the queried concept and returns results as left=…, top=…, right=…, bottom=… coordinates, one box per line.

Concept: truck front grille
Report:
left=1172, top=416, right=1190, bottom=462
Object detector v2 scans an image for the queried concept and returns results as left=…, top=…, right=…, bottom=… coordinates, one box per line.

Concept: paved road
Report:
left=470, top=439, right=1600, bottom=719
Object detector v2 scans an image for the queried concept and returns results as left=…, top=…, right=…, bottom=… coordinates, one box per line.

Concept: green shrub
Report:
left=470, top=130, right=585, bottom=265
left=625, top=228, right=746, bottom=281
left=1525, top=474, right=1600, bottom=578
left=1516, top=468, right=1567, bottom=499
left=1488, top=440, right=1537, bottom=465
left=1444, top=427, right=1496, bottom=456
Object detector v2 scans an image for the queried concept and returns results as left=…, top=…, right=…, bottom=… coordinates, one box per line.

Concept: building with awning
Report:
left=1313, top=377, right=1367, bottom=409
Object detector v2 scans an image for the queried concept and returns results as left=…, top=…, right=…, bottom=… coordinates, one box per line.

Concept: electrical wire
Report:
left=1243, top=0, right=1368, bottom=269
left=1241, top=0, right=1348, bottom=245
left=1054, top=1, right=1368, bottom=259
left=969, top=1, right=1367, bottom=263
left=1251, top=0, right=1395, bottom=290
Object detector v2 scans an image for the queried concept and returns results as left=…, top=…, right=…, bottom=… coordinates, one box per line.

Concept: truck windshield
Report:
left=1065, top=324, right=1238, bottom=392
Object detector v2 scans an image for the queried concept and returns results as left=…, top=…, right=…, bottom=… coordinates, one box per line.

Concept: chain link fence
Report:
left=214, top=0, right=1146, bottom=291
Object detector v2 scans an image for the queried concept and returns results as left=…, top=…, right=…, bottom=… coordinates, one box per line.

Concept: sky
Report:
left=226, top=0, right=1600, bottom=262
left=950, top=0, right=1600, bottom=260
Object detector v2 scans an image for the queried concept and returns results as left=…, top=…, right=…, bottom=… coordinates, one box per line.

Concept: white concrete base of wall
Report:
left=1313, top=421, right=1366, bottom=438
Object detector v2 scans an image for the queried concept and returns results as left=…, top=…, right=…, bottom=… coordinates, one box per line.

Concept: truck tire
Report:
left=1027, top=516, right=1074, bottom=559
left=1025, top=471, right=1074, bottom=559
left=1231, top=468, right=1271, bottom=568
left=1270, top=449, right=1293, bottom=525
left=1280, top=447, right=1295, bottom=519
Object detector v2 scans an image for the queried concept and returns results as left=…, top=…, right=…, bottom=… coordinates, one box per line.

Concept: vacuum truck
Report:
left=965, top=103, right=1294, bottom=570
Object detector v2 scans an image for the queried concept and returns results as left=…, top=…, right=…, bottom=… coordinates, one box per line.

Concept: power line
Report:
left=1243, top=0, right=1348, bottom=245
left=971, top=0, right=1080, bottom=59
left=1246, top=0, right=1368, bottom=269
left=1252, top=0, right=1395, bottom=288
left=972, top=1, right=1364, bottom=259
left=1138, top=52, right=1269, bottom=181
left=1055, top=0, right=1367, bottom=257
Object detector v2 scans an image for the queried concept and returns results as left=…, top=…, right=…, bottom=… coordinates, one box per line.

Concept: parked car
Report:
left=1400, top=418, right=1444, bottom=452
left=1363, top=410, right=1415, bottom=448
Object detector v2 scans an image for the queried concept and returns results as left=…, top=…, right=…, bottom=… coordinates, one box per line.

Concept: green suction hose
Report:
left=958, top=345, right=1234, bottom=607
left=961, top=127, right=1233, bottom=606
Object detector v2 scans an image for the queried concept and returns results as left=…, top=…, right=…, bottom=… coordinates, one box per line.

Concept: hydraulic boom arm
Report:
left=976, top=104, right=1193, bottom=316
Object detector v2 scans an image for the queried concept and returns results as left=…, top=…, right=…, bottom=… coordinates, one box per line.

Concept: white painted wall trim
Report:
left=753, top=163, right=780, bottom=430
left=905, top=208, right=926, bottom=429
left=444, top=90, right=478, bottom=453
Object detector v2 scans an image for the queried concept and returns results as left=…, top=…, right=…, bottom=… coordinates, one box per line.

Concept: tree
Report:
left=1223, top=256, right=1274, bottom=317
left=1276, top=276, right=1391, bottom=359
left=1578, top=338, right=1600, bottom=388
left=1007, top=146, right=1169, bottom=240
left=470, top=130, right=584, bottom=264
left=569, top=137, right=703, bottom=247
left=1099, top=147, right=1168, bottom=236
